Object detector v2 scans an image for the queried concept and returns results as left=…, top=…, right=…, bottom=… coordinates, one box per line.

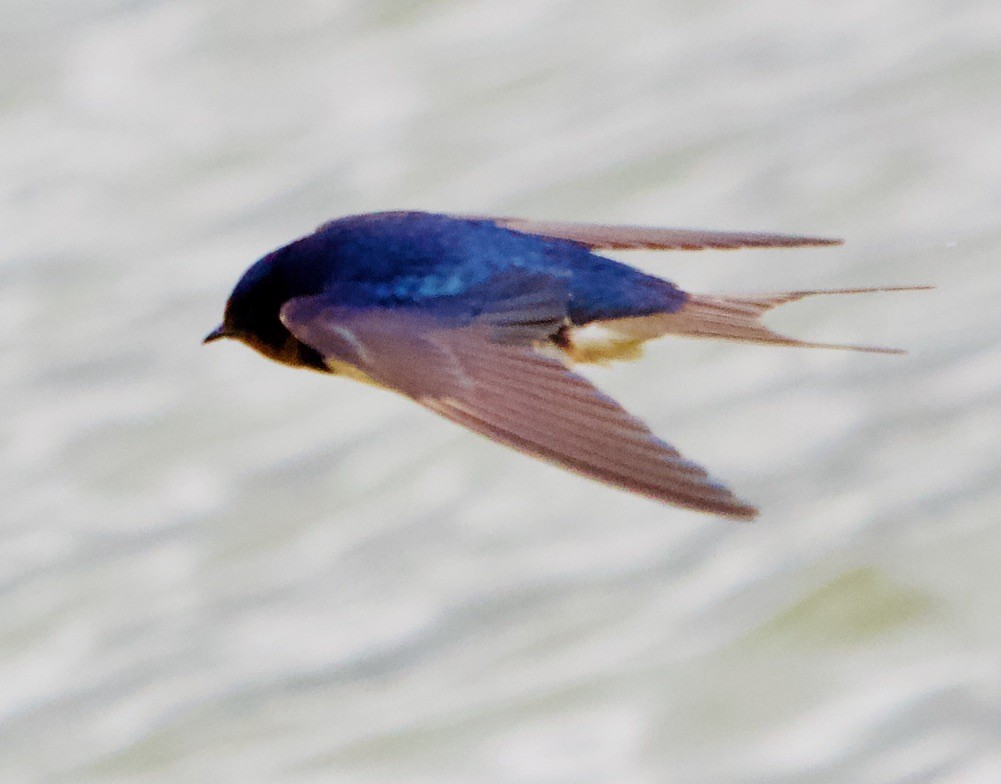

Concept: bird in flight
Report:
left=206, top=211, right=921, bottom=518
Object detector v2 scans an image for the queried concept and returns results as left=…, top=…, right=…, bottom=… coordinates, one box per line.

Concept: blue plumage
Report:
left=254, top=211, right=686, bottom=324
left=207, top=209, right=908, bottom=517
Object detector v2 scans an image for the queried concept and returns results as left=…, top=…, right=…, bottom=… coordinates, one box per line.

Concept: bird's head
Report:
left=204, top=250, right=328, bottom=372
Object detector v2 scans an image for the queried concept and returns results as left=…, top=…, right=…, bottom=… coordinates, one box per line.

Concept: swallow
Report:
left=206, top=211, right=924, bottom=518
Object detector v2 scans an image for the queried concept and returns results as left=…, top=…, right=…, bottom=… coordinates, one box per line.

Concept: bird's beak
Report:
left=203, top=325, right=228, bottom=344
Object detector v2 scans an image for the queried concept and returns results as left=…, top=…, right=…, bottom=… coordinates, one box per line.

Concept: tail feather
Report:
left=574, top=286, right=929, bottom=360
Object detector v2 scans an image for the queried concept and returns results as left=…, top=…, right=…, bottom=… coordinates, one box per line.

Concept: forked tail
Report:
left=595, top=286, right=930, bottom=356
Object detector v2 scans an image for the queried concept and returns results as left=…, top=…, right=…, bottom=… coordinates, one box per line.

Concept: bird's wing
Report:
left=280, top=276, right=756, bottom=518
left=459, top=214, right=841, bottom=250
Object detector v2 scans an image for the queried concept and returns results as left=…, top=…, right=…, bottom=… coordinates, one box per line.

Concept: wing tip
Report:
left=640, top=483, right=759, bottom=520
left=691, top=497, right=759, bottom=521
left=807, top=236, right=844, bottom=247
left=708, top=235, right=843, bottom=250
left=724, top=502, right=760, bottom=521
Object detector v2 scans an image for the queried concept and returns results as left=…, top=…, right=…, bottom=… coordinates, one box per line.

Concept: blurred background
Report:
left=2, top=1, right=1000, bottom=782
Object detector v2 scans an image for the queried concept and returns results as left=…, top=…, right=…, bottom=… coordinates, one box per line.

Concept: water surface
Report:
left=2, top=1, right=1000, bottom=782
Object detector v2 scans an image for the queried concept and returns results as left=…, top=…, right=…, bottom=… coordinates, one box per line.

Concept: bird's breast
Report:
left=324, top=358, right=385, bottom=388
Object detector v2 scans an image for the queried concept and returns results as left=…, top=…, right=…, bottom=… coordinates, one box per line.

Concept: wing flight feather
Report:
left=281, top=283, right=756, bottom=518
left=462, top=215, right=841, bottom=251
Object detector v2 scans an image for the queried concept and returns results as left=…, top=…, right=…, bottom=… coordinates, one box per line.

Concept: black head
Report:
left=204, top=249, right=328, bottom=372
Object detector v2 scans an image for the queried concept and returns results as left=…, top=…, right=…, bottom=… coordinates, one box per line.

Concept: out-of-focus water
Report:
left=3, top=1, right=1000, bottom=782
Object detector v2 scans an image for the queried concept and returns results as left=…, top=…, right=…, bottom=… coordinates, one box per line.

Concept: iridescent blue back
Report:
left=267, top=211, right=686, bottom=325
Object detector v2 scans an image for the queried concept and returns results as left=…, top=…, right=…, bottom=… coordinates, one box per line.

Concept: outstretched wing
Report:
left=280, top=276, right=756, bottom=519
left=461, top=214, right=841, bottom=251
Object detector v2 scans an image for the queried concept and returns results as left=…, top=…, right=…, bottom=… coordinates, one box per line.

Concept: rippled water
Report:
left=3, top=1, right=1000, bottom=782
